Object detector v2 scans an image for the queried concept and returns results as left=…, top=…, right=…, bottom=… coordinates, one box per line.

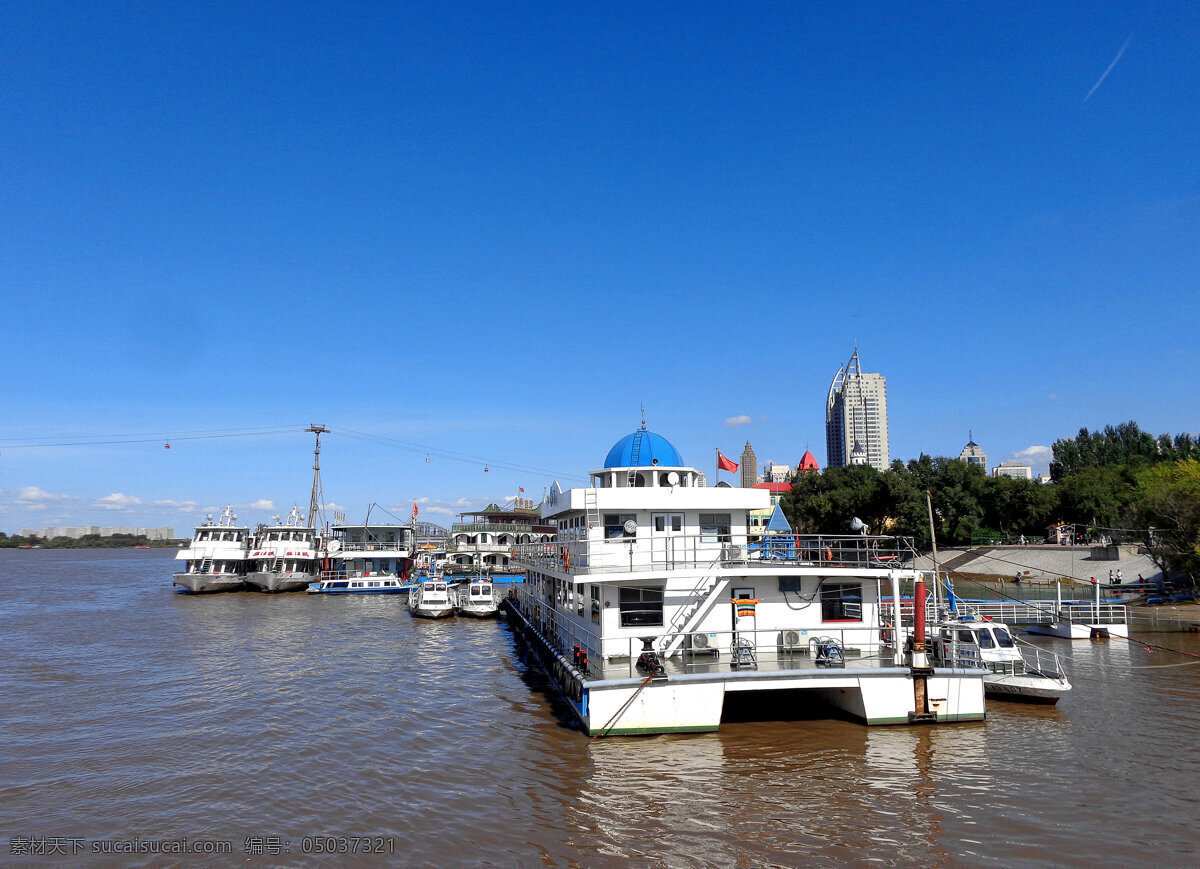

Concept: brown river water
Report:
left=2, top=548, right=1199, bottom=867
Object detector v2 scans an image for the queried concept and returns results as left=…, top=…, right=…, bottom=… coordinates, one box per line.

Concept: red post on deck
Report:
left=913, top=578, right=927, bottom=654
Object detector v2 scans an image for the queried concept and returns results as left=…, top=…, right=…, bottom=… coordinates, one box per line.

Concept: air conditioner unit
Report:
left=780, top=629, right=806, bottom=655
left=685, top=631, right=720, bottom=657
left=721, top=544, right=745, bottom=561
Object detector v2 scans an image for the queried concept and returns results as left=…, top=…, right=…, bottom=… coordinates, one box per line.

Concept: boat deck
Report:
left=583, top=646, right=903, bottom=683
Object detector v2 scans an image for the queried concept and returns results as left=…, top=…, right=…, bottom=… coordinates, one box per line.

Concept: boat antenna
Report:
left=926, top=490, right=952, bottom=614
left=306, top=424, right=329, bottom=534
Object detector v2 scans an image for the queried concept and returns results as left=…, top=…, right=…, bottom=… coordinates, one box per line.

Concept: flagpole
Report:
left=715, top=447, right=719, bottom=483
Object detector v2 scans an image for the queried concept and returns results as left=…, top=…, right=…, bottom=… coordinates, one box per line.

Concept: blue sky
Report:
left=2, top=2, right=1197, bottom=535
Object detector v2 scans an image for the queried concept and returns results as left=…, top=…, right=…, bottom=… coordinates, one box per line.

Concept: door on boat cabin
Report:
left=650, top=513, right=684, bottom=568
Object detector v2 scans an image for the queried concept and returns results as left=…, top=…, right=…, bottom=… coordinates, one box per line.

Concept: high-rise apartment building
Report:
left=825, top=348, right=890, bottom=472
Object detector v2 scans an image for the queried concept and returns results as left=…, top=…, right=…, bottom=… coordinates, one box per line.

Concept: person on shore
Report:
left=1116, top=569, right=1123, bottom=584
left=1109, top=569, right=1114, bottom=584
left=1014, top=572, right=1022, bottom=585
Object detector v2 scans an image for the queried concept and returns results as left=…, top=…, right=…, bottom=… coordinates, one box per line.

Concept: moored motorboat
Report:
left=456, top=577, right=500, bottom=618
left=409, top=579, right=455, bottom=618
left=929, top=613, right=1071, bottom=704
left=172, top=506, right=250, bottom=593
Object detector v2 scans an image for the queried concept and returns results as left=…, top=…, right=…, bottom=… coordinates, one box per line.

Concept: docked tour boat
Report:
left=455, top=577, right=500, bottom=618
left=502, top=423, right=986, bottom=736
left=326, top=518, right=416, bottom=584
left=929, top=613, right=1071, bottom=704
left=245, top=506, right=320, bottom=593
left=306, top=575, right=411, bottom=594
left=172, top=506, right=250, bottom=593
left=409, top=579, right=455, bottom=619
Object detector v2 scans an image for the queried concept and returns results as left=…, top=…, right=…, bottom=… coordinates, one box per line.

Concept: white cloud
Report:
left=1014, top=446, right=1053, bottom=464
left=725, top=415, right=752, bottom=427
left=154, top=499, right=198, bottom=512
left=95, top=493, right=143, bottom=511
left=426, top=506, right=454, bottom=516
left=454, top=498, right=472, bottom=507
left=26, top=504, right=47, bottom=511
left=247, top=499, right=275, bottom=511
left=17, top=486, right=70, bottom=504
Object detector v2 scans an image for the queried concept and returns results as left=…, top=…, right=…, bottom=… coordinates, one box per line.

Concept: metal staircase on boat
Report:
left=660, top=569, right=731, bottom=657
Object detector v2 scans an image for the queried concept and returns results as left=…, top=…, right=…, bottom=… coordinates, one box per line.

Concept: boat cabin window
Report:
left=618, top=585, right=663, bottom=627
left=956, top=630, right=976, bottom=644
left=994, top=628, right=1014, bottom=647
left=604, top=514, right=637, bottom=539
left=977, top=630, right=995, bottom=649
left=699, top=513, right=731, bottom=543
left=820, top=583, right=863, bottom=622
left=331, top=581, right=348, bottom=589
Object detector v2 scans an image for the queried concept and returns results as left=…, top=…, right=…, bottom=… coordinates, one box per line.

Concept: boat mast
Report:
left=306, top=424, right=329, bottom=535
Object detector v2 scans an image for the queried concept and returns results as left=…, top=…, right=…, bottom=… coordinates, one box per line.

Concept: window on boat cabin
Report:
left=977, top=630, right=995, bottom=649
left=653, top=514, right=683, bottom=532
left=820, top=582, right=863, bottom=622
left=994, top=628, right=1014, bottom=647
left=331, top=581, right=348, bottom=588
left=699, top=513, right=731, bottom=543
left=618, top=585, right=664, bottom=627
left=604, top=514, right=637, bottom=539
left=955, top=630, right=975, bottom=644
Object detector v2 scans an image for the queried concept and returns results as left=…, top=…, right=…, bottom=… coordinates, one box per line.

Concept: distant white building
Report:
left=761, top=462, right=792, bottom=483
left=140, top=527, right=176, bottom=540
left=993, top=462, right=1033, bottom=480
left=825, top=348, right=890, bottom=472
left=101, top=526, right=139, bottom=537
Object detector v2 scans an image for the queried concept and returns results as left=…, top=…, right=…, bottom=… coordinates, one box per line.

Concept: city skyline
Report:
left=2, top=4, right=1197, bottom=534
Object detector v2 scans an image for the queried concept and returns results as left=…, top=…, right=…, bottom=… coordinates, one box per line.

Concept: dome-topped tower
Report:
left=591, top=422, right=699, bottom=489
left=603, top=423, right=684, bottom=469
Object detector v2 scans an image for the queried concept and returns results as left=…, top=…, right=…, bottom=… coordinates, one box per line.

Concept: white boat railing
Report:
left=513, top=533, right=915, bottom=576
left=510, top=585, right=899, bottom=681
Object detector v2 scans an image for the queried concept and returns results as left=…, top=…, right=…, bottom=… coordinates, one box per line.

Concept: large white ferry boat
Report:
left=244, top=506, right=320, bottom=593
left=504, top=424, right=986, bottom=736
left=172, top=506, right=251, bottom=593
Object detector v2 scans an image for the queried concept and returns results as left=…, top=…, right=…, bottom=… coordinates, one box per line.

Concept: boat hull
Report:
left=173, top=572, right=244, bottom=594
left=245, top=571, right=314, bottom=593
left=409, top=605, right=455, bottom=619
left=458, top=605, right=500, bottom=618
left=984, top=674, right=1070, bottom=704
left=1027, top=622, right=1130, bottom=639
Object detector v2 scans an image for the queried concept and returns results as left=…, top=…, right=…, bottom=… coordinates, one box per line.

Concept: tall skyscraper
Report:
left=739, top=441, right=757, bottom=488
left=825, top=348, right=890, bottom=472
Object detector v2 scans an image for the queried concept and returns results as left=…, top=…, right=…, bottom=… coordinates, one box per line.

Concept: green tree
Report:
left=1135, top=459, right=1200, bottom=587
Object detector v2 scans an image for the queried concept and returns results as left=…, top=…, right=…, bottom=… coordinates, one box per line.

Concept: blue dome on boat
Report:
left=603, top=428, right=684, bottom=468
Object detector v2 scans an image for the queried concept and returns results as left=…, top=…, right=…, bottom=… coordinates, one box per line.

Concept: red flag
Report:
left=411, top=502, right=419, bottom=519
left=717, top=451, right=739, bottom=473
left=519, top=487, right=524, bottom=493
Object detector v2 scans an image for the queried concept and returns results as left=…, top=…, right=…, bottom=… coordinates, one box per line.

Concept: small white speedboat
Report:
left=931, top=614, right=1071, bottom=704
left=456, top=578, right=500, bottom=618
left=409, top=579, right=455, bottom=619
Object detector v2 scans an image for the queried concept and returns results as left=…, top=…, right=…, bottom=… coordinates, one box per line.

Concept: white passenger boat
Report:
left=502, top=423, right=986, bottom=736
left=929, top=614, right=1071, bottom=704
left=446, top=499, right=553, bottom=577
left=245, top=506, right=320, bottom=593
left=306, top=575, right=411, bottom=594
left=456, top=577, right=500, bottom=618
left=172, top=507, right=250, bottom=593
left=409, top=579, right=455, bottom=618
left=327, top=519, right=416, bottom=584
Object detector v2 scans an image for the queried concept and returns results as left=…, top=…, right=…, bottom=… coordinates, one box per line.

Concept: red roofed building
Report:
left=797, top=449, right=820, bottom=472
